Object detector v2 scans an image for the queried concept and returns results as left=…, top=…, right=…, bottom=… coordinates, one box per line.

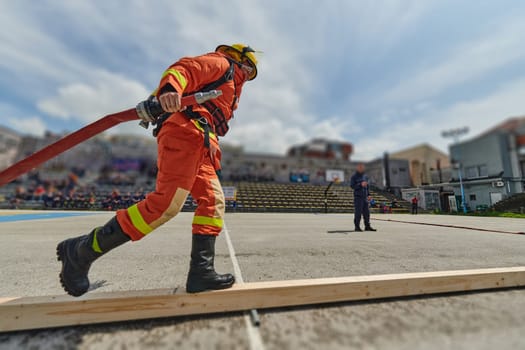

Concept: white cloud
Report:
left=381, top=19, right=525, bottom=105
left=7, top=116, right=47, bottom=137
left=1, top=0, right=525, bottom=161
left=352, top=77, right=525, bottom=160
left=225, top=118, right=306, bottom=154
left=1, top=0, right=320, bottom=153
left=341, top=1, right=435, bottom=58
left=37, top=71, right=150, bottom=123
left=427, top=77, right=525, bottom=139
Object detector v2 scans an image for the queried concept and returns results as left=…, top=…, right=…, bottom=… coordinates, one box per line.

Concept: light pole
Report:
left=442, top=127, right=469, bottom=214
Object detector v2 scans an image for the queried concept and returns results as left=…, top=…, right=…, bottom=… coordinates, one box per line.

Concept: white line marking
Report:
left=223, top=223, right=265, bottom=350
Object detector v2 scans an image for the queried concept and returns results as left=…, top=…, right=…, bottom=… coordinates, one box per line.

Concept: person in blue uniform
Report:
left=350, top=163, right=377, bottom=232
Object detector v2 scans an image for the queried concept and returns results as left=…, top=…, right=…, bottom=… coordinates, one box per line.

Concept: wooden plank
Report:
left=1, top=266, right=524, bottom=333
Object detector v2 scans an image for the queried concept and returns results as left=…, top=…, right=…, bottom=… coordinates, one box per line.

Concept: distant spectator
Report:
left=14, top=186, right=27, bottom=200
left=66, top=172, right=79, bottom=192
left=42, top=187, right=55, bottom=208
left=53, top=191, right=65, bottom=208
left=368, top=196, right=377, bottom=208
left=122, top=192, right=132, bottom=208
left=33, top=185, right=46, bottom=200
left=132, top=190, right=145, bottom=204
left=411, top=196, right=419, bottom=215
left=88, top=192, right=96, bottom=209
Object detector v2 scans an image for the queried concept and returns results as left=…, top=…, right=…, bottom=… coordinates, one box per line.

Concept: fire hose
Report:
left=0, top=90, right=222, bottom=187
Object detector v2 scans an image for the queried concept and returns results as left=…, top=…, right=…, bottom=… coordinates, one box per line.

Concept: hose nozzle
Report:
left=136, top=90, right=223, bottom=129
left=193, top=90, right=223, bottom=104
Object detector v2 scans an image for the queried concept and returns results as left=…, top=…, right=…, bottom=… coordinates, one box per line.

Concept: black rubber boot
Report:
left=186, top=234, right=235, bottom=293
left=365, top=225, right=377, bottom=231
left=56, top=217, right=130, bottom=297
left=355, top=226, right=363, bottom=232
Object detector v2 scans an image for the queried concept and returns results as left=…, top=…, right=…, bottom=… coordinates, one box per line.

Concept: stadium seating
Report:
left=0, top=181, right=410, bottom=213
left=222, top=182, right=410, bottom=213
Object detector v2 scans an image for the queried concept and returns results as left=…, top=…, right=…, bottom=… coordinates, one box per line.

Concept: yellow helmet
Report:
left=216, top=43, right=258, bottom=80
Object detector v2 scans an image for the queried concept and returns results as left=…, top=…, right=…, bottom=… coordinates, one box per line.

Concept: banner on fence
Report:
left=325, top=169, right=345, bottom=183
left=223, top=186, right=237, bottom=200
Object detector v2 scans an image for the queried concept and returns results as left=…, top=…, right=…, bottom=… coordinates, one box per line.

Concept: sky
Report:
left=1, top=0, right=525, bottom=160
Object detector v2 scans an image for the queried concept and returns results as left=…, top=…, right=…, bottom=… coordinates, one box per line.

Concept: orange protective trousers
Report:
left=115, top=113, right=225, bottom=240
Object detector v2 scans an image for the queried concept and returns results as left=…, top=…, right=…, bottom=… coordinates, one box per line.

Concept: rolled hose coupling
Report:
left=136, top=96, right=164, bottom=124
left=136, top=90, right=223, bottom=127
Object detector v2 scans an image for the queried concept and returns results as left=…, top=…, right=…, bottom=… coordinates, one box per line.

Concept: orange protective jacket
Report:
left=155, top=52, right=246, bottom=136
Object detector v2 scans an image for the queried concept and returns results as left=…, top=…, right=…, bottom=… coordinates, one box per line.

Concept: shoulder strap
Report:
left=181, top=58, right=237, bottom=138
left=198, top=59, right=235, bottom=93
left=152, top=59, right=235, bottom=139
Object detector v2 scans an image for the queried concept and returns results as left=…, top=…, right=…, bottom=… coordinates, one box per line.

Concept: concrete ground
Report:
left=0, top=211, right=524, bottom=349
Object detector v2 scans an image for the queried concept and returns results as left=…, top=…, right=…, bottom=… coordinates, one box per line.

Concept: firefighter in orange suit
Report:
left=57, top=44, right=258, bottom=296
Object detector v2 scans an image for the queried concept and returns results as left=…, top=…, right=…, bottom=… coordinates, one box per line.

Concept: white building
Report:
left=448, top=117, right=525, bottom=208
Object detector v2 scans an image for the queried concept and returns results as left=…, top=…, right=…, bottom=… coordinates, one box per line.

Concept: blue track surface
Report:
left=0, top=212, right=96, bottom=223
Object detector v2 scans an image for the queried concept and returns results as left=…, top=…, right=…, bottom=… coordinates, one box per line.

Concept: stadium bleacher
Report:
left=225, top=182, right=409, bottom=213
left=0, top=181, right=410, bottom=213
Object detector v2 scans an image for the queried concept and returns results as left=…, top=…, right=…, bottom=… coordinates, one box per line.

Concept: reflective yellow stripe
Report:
left=128, top=204, right=153, bottom=235
left=161, top=69, right=188, bottom=90
left=192, top=216, right=223, bottom=228
left=191, top=120, right=217, bottom=140
left=92, top=227, right=102, bottom=253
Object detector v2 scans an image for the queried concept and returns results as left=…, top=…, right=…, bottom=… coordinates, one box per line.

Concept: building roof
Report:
left=482, top=116, right=525, bottom=135
left=454, top=116, right=525, bottom=146
left=390, top=143, right=448, bottom=159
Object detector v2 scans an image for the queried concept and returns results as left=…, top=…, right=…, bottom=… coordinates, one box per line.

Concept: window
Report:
left=466, top=166, right=478, bottom=178
left=478, top=165, right=488, bottom=177
left=469, top=194, right=477, bottom=201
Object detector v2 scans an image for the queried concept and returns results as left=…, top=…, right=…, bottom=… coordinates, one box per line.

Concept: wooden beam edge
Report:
left=1, top=266, right=524, bottom=332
